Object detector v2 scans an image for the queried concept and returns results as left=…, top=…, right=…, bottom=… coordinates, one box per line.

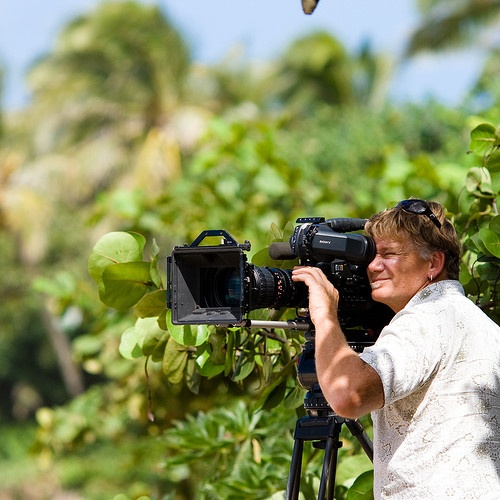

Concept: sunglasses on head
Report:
left=396, top=199, right=442, bottom=229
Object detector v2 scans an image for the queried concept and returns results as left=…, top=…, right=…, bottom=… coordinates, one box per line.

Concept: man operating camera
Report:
left=292, top=199, right=500, bottom=498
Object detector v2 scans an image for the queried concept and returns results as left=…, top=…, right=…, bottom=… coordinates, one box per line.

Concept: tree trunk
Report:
left=40, top=298, right=85, bottom=397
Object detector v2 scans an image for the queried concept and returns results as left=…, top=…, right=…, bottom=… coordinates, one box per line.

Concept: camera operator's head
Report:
left=364, top=199, right=461, bottom=312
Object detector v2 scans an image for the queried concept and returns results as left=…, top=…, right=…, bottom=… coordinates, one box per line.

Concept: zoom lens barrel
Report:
left=249, top=266, right=308, bottom=310
left=208, top=265, right=308, bottom=312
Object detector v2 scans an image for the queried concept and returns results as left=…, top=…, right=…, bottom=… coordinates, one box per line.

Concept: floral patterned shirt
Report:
left=360, top=280, right=500, bottom=499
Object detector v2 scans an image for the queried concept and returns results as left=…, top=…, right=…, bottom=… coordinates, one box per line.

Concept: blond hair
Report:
left=365, top=200, right=461, bottom=280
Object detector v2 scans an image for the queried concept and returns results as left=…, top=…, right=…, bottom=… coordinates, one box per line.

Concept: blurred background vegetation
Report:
left=0, top=1, right=499, bottom=498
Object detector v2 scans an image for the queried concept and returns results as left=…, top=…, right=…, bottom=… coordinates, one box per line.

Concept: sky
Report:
left=0, top=0, right=484, bottom=110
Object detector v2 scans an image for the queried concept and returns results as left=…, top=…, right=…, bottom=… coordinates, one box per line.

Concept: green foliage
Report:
left=28, top=1, right=190, bottom=137
left=275, top=31, right=355, bottom=111
left=456, top=121, right=500, bottom=322
left=88, top=231, right=160, bottom=310
left=408, top=0, right=500, bottom=56
left=156, top=401, right=373, bottom=499
left=84, top=120, right=499, bottom=499
left=86, top=111, right=490, bottom=408
left=1, top=421, right=170, bottom=500
left=2, top=2, right=500, bottom=497
left=0, top=424, right=44, bottom=494
left=87, top=223, right=305, bottom=408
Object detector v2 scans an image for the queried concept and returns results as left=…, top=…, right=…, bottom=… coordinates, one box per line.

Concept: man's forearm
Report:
left=315, top=318, right=384, bottom=419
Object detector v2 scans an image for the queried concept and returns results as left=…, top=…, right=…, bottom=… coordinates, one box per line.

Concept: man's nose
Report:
left=368, top=254, right=383, bottom=271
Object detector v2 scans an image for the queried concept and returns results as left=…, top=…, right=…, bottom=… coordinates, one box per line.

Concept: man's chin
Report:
left=370, top=285, right=388, bottom=303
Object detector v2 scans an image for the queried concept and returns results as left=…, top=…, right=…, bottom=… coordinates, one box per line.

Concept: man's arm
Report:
left=292, top=266, right=384, bottom=419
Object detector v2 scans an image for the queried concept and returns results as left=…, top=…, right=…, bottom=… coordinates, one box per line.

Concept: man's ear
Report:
left=430, top=250, right=446, bottom=279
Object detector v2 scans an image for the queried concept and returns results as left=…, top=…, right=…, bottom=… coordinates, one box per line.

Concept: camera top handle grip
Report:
left=188, top=229, right=251, bottom=251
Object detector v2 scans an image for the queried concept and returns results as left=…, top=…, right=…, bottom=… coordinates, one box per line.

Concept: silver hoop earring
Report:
left=429, top=275, right=433, bottom=282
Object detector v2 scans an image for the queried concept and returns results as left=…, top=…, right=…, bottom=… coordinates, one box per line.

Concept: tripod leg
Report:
left=317, top=422, right=342, bottom=500
left=286, top=438, right=304, bottom=500
left=345, top=419, right=373, bottom=462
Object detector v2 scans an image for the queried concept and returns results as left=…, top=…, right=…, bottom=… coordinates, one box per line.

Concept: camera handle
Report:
left=231, top=319, right=311, bottom=331
left=188, top=229, right=251, bottom=250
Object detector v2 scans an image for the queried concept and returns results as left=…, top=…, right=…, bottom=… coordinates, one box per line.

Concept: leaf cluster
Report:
left=157, top=400, right=373, bottom=499
left=88, top=225, right=305, bottom=412
left=2, top=2, right=499, bottom=496
left=457, top=122, right=500, bottom=322
left=82, top=120, right=500, bottom=498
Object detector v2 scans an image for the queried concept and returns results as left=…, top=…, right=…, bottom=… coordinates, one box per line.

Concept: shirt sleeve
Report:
left=359, top=306, right=444, bottom=407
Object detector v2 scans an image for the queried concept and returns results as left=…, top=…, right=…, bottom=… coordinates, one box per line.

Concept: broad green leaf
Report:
left=486, top=149, right=500, bottom=173
left=470, top=232, right=489, bottom=256
left=347, top=470, right=374, bottom=500
left=100, top=261, right=152, bottom=310
left=490, top=215, right=500, bottom=233
left=471, top=228, right=500, bottom=258
left=260, top=382, right=286, bottom=410
left=149, top=240, right=163, bottom=288
left=232, top=352, right=255, bottom=382
left=268, top=222, right=283, bottom=243
left=479, top=228, right=500, bottom=258
left=165, top=308, right=184, bottom=339
left=119, top=317, right=164, bottom=359
left=209, top=331, right=227, bottom=364
left=150, top=257, right=163, bottom=288
left=465, top=167, right=494, bottom=197
left=336, top=454, right=373, bottom=486
left=254, top=369, right=289, bottom=411
left=186, top=358, right=201, bottom=394
left=475, top=259, right=500, bottom=281
left=258, top=354, right=274, bottom=379
left=119, top=327, right=144, bottom=359
left=151, top=334, right=169, bottom=362
left=143, top=328, right=169, bottom=357
left=231, top=356, right=255, bottom=382
left=135, top=289, right=167, bottom=318
left=283, top=384, right=306, bottom=410
left=157, top=308, right=168, bottom=331
left=470, top=123, right=496, bottom=155
left=88, top=231, right=146, bottom=283
left=167, top=317, right=210, bottom=347
left=282, top=221, right=298, bottom=241
left=162, top=336, right=188, bottom=383
left=252, top=246, right=276, bottom=267
left=196, top=346, right=225, bottom=378
left=225, top=332, right=235, bottom=376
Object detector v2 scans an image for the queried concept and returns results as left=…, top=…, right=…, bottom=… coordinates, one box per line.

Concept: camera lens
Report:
left=202, top=267, right=242, bottom=307
left=249, top=266, right=308, bottom=310
left=200, top=265, right=308, bottom=314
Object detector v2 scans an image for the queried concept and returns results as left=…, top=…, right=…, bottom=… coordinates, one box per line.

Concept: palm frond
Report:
left=406, top=0, right=500, bottom=56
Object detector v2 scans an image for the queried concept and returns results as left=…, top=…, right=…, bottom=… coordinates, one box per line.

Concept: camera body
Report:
left=167, top=218, right=393, bottom=335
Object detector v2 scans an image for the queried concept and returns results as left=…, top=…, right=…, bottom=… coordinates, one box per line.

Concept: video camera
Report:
left=167, top=217, right=393, bottom=343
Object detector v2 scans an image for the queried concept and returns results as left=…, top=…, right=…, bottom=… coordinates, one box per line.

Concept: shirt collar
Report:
left=408, top=280, right=464, bottom=307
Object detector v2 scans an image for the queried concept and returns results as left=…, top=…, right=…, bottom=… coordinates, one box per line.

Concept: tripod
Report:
left=236, top=319, right=374, bottom=500
left=285, top=394, right=373, bottom=500
left=285, top=332, right=374, bottom=500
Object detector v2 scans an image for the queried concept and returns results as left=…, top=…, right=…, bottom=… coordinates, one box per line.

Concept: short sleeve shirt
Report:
left=359, top=280, right=500, bottom=499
